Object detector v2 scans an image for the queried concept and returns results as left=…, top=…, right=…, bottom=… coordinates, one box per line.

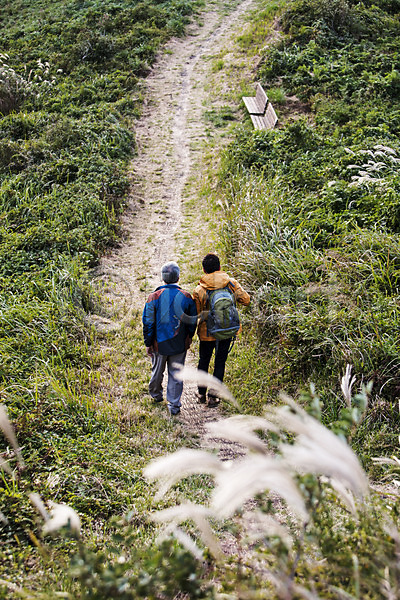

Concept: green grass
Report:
left=266, top=86, right=286, bottom=104
left=0, top=309, right=213, bottom=591
left=0, top=0, right=205, bottom=588
left=204, top=105, right=237, bottom=127
left=216, top=0, right=400, bottom=464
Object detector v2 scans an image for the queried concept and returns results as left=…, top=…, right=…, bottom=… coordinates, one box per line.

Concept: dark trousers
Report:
left=198, top=339, right=232, bottom=396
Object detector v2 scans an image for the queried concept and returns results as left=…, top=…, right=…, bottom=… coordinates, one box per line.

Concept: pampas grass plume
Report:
left=144, top=448, right=223, bottom=499
left=206, top=415, right=277, bottom=454
left=152, top=502, right=223, bottom=559
left=341, top=364, right=356, bottom=407
left=42, top=501, right=81, bottom=536
left=0, top=404, right=24, bottom=467
left=212, top=454, right=308, bottom=520
left=271, top=396, right=368, bottom=496
left=173, top=364, right=238, bottom=405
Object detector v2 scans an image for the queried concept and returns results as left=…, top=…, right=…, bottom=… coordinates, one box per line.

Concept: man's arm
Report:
left=192, top=286, right=202, bottom=315
left=186, top=296, right=198, bottom=339
left=179, top=291, right=199, bottom=341
left=230, top=279, right=251, bottom=306
left=142, top=298, right=156, bottom=351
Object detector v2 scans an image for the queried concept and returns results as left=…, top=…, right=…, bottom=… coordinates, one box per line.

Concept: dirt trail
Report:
left=95, top=0, right=257, bottom=454
left=100, top=0, right=253, bottom=296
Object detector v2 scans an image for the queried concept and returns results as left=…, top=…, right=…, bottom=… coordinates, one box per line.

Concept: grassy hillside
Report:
left=0, top=0, right=200, bottom=587
left=2, top=0, right=400, bottom=597
left=220, top=0, right=400, bottom=461
left=0, top=0, right=196, bottom=382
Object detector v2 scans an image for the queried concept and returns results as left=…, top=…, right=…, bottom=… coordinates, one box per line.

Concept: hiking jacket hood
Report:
left=142, top=284, right=197, bottom=355
left=193, top=271, right=250, bottom=341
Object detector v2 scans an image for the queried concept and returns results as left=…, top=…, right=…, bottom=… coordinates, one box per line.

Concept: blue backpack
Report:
left=206, top=286, right=240, bottom=340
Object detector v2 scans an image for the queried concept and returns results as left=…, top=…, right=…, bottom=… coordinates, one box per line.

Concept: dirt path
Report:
left=94, top=0, right=259, bottom=455
left=100, top=0, right=254, bottom=296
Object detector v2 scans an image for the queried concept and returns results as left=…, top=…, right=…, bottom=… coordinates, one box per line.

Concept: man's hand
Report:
left=146, top=346, right=154, bottom=357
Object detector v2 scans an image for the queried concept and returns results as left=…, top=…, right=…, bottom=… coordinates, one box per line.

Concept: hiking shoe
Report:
left=207, top=395, right=220, bottom=408
left=196, top=393, right=206, bottom=404
left=153, top=397, right=163, bottom=403
left=170, top=408, right=181, bottom=416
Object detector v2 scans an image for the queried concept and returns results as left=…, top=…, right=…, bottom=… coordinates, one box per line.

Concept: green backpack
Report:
left=206, top=286, right=240, bottom=340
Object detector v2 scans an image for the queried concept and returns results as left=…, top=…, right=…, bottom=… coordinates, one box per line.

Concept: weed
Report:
left=211, top=58, right=224, bottom=72
left=204, top=105, right=236, bottom=128
left=266, top=86, right=286, bottom=104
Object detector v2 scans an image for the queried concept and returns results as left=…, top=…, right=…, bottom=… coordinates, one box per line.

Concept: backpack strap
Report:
left=227, top=281, right=236, bottom=295
left=215, top=337, right=236, bottom=354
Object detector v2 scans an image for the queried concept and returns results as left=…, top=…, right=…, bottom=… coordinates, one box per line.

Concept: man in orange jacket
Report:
left=193, top=253, right=250, bottom=407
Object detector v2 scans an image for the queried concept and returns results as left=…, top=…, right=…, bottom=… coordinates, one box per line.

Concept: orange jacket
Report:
left=193, top=271, right=251, bottom=341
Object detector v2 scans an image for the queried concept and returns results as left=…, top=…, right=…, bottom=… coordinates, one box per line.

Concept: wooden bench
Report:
left=250, top=103, right=278, bottom=130
left=242, top=83, right=278, bottom=131
left=242, top=83, right=268, bottom=115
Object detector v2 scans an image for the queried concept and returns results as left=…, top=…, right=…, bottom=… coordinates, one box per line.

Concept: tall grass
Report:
left=3, top=367, right=397, bottom=599
left=217, top=0, right=400, bottom=460
left=142, top=370, right=400, bottom=599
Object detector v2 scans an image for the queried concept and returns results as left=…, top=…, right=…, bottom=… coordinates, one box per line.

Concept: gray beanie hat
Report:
left=161, top=261, right=180, bottom=284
